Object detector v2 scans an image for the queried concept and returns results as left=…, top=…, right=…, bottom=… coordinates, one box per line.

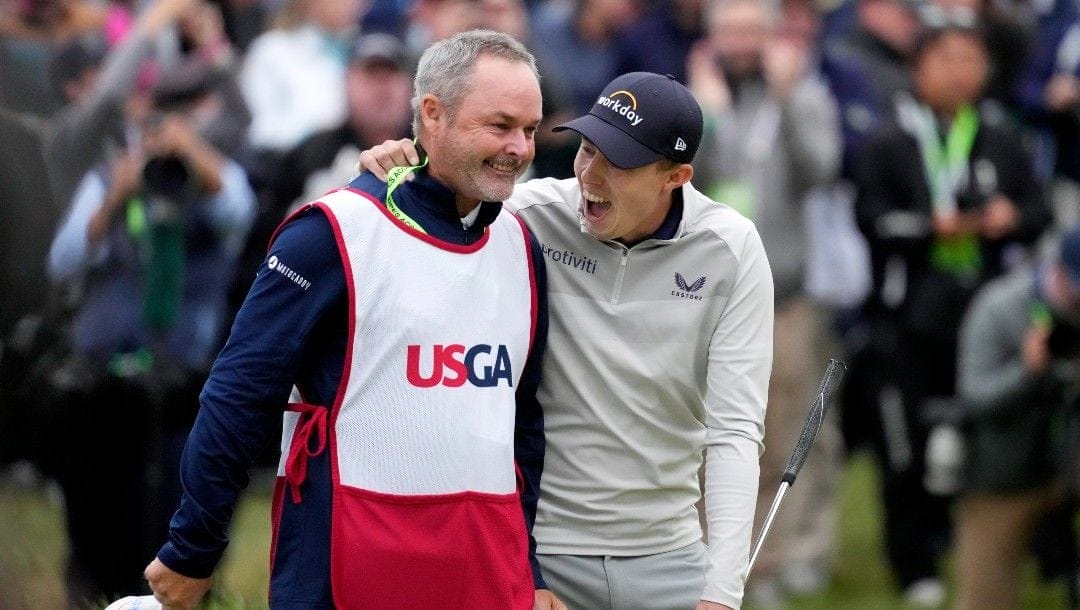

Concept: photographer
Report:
left=954, top=227, right=1080, bottom=610
left=44, top=63, right=255, bottom=606
left=852, top=21, right=1052, bottom=601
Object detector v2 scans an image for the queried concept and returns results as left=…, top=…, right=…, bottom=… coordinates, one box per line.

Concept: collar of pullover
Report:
left=350, top=170, right=504, bottom=244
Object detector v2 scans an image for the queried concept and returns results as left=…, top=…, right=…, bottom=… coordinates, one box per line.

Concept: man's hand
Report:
left=534, top=588, right=569, bottom=610
left=932, top=211, right=979, bottom=239
left=144, top=558, right=212, bottom=610
left=109, top=150, right=144, bottom=205
left=980, top=194, right=1020, bottom=240
left=88, top=151, right=143, bottom=244
left=763, top=38, right=808, bottom=102
left=1045, top=73, right=1080, bottom=113
left=356, top=138, right=420, bottom=181
left=686, top=43, right=731, bottom=116
left=696, top=601, right=734, bottom=610
left=1022, top=323, right=1052, bottom=376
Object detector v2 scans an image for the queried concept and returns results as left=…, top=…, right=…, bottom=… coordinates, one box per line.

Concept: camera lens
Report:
left=142, top=156, right=192, bottom=198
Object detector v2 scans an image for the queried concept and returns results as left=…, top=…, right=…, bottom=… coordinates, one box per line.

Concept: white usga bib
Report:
left=278, top=186, right=539, bottom=610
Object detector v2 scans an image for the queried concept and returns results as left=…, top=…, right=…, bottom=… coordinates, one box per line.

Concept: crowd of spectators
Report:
left=2, top=0, right=1080, bottom=607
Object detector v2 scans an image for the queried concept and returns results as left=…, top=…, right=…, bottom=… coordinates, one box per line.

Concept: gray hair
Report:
left=411, top=29, right=538, bottom=137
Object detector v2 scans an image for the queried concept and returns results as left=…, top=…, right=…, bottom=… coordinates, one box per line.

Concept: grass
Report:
left=0, top=454, right=1070, bottom=609
left=0, top=472, right=273, bottom=610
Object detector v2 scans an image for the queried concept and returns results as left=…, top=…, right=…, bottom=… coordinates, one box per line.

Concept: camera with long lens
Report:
left=142, top=154, right=197, bottom=206
left=1047, top=312, right=1080, bottom=361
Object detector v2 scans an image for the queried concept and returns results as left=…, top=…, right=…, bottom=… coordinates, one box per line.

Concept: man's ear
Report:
left=665, top=163, right=694, bottom=191
left=419, top=93, right=444, bottom=133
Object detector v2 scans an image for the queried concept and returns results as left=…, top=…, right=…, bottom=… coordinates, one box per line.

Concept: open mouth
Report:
left=582, top=188, right=613, bottom=223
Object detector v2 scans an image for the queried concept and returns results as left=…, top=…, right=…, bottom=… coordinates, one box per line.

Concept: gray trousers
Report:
left=538, top=541, right=708, bottom=610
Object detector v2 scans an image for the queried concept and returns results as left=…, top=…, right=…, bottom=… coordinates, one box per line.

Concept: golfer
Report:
left=361, top=71, right=774, bottom=610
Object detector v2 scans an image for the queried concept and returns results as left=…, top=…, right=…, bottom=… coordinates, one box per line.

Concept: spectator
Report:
left=45, top=61, right=255, bottom=605
left=822, top=0, right=923, bottom=159
left=231, top=31, right=413, bottom=322
left=239, top=0, right=368, bottom=158
left=778, top=0, right=874, bottom=314
left=818, top=0, right=926, bottom=576
left=1016, top=3, right=1080, bottom=227
left=0, top=108, right=57, bottom=469
left=614, top=0, right=704, bottom=83
left=954, top=227, right=1080, bottom=610
left=923, top=0, right=1033, bottom=110
left=267, top=32, right=412, bottom=217
left=45, top=0, right=248, bottom=216
left=688, top=0, right=843, bottom=604
left=531, top=0, right=640, bottom=116
left=0, top=0, right=107, bottom=117
left=834, top=0, right=922, bottom=94
left=853, top=21, right=1052, bottom=606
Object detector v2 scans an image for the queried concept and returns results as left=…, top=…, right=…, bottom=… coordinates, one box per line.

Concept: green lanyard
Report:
left=385, top=151, right=430, bottom=234
left=913, top=104, right=982, bottom=277
left=1031, top=300, right=1053, bottom=330
left=918, top=104, right=980, bottom=214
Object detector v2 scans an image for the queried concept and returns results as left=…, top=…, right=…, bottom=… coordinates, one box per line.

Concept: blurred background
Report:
left=1, top=0, right=1080, bottom=608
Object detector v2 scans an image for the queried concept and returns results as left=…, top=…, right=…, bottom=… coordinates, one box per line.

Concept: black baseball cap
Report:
left=554, top=72, right=703, bottom=169
left=349, top=33, right=409, bottom=71
left=151, top=61, right=218, bottom=110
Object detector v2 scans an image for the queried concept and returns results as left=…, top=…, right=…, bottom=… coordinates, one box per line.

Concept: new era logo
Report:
left=674, top=137, right=687, bottom=151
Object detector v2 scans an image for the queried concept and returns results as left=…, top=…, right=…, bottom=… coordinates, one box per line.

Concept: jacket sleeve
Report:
left=991, top=123, right=1052, bottom=246
left=853, top=127, right=934, bottom=256
left=514, top=227, right=550, bottom=589
left=781, top=77, right=842, bottom=193
left=156, top=209, right=345, bottom=577
left=701, top=224, right=774, bottom=608
left=45, top=29, right=155, bottom=192
left=47, top=170, right=109, bottom=283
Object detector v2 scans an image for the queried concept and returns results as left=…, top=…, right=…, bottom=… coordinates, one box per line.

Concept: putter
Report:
left=747, top=358, right=847, bottom=576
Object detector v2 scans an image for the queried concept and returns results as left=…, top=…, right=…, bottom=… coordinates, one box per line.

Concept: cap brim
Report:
left=353, top=56, right=404, bottom=70
left=554, top=114, right=663, bottom=170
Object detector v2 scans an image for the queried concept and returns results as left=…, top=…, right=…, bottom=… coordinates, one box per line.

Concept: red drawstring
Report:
left=284, top=403, right=328, bottom=504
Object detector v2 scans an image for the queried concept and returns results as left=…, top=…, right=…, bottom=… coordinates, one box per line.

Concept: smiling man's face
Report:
left=423, top=54, right=542, bottom=209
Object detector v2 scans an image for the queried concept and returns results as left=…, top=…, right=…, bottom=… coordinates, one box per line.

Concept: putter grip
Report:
left=780, top=358, right=846, bottom=485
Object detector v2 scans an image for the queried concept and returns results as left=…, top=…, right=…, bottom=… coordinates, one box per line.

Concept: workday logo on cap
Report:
left=554, top=72, right=703, bottom=169
left=596, top=89, right=644, bottom=127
